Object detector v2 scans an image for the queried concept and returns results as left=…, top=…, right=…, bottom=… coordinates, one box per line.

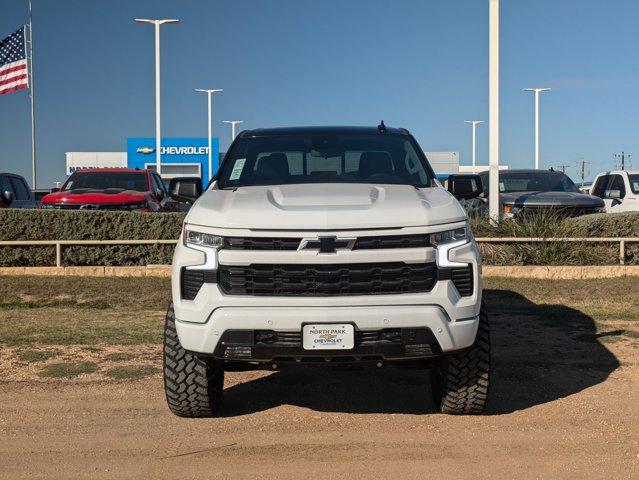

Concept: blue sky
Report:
left=1, top=0, right=638, bottom=186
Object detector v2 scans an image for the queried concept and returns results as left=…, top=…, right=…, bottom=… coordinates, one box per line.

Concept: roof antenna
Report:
left=378, top=120, right=387, bottom=133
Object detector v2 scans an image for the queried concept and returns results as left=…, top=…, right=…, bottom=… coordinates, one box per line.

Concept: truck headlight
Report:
left=184, top=229, right=224, bottom=249
left=431, top=226, right=471, bottom=268
left=430, top=227, right=469, bottom=246
left=183, top=228, right=223, bottom=271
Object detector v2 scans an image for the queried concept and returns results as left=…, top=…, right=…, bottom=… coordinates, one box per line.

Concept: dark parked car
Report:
left=478, top=169, right=604, bottom=218
left=0, top=173, right=39, bottom=208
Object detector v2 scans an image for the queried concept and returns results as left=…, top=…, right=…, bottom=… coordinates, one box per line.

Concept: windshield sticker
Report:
left=229, top=159, right=246, bottom=180
left=499, top=182, right=505, bottom=192
left=633, top=181, right=639, bottom=192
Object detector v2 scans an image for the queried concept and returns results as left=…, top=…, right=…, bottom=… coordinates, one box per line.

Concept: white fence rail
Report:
left=0, top=237, right=638, bottom=266
left=0, top=240, right=178, bottom=267
left=475, top=237, right=639, bottom=265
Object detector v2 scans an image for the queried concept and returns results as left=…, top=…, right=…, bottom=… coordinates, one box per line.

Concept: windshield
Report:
left=216, top=135, right=434, bottom=188
left=480, top=171, right=580, bottom=194
left=62, top=172, right=149, bottom=192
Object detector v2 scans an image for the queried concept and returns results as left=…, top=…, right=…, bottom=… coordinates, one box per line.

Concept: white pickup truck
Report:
left=164, top=125, right=490, bottom=417
left=591, top=170, right=639, bottom=212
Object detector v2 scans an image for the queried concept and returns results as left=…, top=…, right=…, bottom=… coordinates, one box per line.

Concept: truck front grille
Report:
left=218, top=262, right=437, bottom=296
left=223, top=235, right=431, bottom=251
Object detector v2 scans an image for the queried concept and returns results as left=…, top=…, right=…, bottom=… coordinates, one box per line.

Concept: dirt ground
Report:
left=0, top=276, right=638, bottom=479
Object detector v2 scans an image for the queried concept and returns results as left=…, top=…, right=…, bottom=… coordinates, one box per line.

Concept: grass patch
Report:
left=0, top=308, right=164, bottom=346
left=104, top=352, right=136, bottom=362
left=16, top=349, right=59, bottom=363
left=104, top=364, right=159, bottom=380
left=82, top=346, right=103, bottom=353
left=0, top=276, right=170, bottom=310
left=39, top=361, right=98, bottom=378
left=0, top=276, right=636, bottom=349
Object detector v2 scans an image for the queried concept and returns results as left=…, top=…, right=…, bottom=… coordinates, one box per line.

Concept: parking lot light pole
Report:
left=464, top=120, right=484, bottom=171
left=195, top=89, right=223, bottom=182
left=488, top=0, right=500, bottom=225
left=134, top=18, right=180, bottom=177
left=223, top=120, right=243, bottom=141
left=523, top=87, right=551, bottom=170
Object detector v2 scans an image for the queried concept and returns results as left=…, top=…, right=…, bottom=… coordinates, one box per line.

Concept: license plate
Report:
left=302, top=324, right=355, bottom=350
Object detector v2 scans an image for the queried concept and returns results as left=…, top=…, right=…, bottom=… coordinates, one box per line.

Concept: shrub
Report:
left=0, top=210, right=184, bottom=266
left=0, top=209, right=185, bottom=241
left=471, top=210, right=639, bottom=265
left=3, top=209, right=639, bottom=267
left=567, top=211, right=639, bottom=237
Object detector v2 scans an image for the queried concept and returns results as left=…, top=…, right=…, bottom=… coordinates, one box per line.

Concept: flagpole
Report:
left=27, top=0, right=37, bottom=189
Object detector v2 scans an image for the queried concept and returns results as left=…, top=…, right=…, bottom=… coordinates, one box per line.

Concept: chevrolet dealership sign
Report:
left=136, top=145, right=210, bottom=155
left=127, top=137, right=220, bottom=180
left=160, top=146, right=209, bottom=155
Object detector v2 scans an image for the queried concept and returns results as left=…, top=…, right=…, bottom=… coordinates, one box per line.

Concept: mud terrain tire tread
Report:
left=163, top=303, right=223, bottom=417
left=431, top=302, right=490, bottom=415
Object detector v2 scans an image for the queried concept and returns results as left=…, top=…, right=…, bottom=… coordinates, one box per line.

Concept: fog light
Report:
left=381, top=330, right=401, bottom=342
left=223, top=346, right=252, bottom=358
left=405, top=344, right=432, bottom=356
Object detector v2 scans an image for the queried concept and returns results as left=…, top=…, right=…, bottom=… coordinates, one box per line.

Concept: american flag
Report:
left=0, top=27, right=29, bottom=96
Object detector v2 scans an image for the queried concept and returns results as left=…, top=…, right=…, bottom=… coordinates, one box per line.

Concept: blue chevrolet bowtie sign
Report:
left=127, top=137, right=220, bottom=180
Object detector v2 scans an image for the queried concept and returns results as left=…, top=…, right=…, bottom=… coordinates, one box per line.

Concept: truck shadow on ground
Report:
left=219, top=289, right=620, bottom=416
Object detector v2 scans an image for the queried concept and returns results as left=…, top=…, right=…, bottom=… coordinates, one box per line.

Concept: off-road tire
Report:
left=430, top=302, right=490, bottom=414
left=163, top=303, right=224, bottom=417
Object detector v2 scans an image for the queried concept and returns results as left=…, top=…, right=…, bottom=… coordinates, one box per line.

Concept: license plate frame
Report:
left=302, top=323, right=355, bottom=350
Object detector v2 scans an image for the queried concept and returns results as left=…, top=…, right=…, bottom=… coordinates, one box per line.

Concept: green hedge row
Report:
left=0, top=210, right=185, bottom=266
left=2, top=209, right=639, bottom=267
left=0, top=209, right=185, bottom=241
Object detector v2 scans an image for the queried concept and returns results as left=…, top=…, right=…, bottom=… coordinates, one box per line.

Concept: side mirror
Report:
left=169, top=177, right=202, bottom=203
left=50, top=187, right=60, bottom=193
left=604, top=189, right=621, bottom=200
left=1, top=190, right=13, bottom=205
left=446, top=174, right=483, bottom=200
left=154, top=187, right=165, bottom=199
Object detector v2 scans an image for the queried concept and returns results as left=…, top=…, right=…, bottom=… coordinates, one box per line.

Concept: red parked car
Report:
left=41, top=168, right=180, bottom=211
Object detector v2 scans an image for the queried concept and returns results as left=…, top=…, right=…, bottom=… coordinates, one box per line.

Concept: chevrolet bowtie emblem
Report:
left=320, top=333, right=336, bottom=340
left=136, top=147, right=155, bottom=154
left=298, top=236, right=356, bottom=254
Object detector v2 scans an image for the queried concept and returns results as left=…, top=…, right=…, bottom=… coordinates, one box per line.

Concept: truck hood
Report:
left=500, top=191, right=604, bottom=207
left=186, top=183, right=467, bottom=230
left=41, top=189, right=148, bottom=205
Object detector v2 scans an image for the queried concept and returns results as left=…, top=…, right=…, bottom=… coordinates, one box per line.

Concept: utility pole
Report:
left=613, top=151, right=632, bottom=171
left=576, top=158, right=591, bottom=186
left=555, top=164, right=570, bottom=174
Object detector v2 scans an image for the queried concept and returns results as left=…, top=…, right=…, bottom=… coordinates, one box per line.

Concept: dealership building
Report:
left=65, top=137, right=220, bottom=181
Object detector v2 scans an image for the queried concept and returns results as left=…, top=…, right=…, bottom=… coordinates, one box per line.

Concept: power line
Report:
left=555, top=164, right=570, bottom=174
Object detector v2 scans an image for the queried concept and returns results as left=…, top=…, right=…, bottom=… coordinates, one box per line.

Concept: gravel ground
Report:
left=1, top=308, right=638, bottom=479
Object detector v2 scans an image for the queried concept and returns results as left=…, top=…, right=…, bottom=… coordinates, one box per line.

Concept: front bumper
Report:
left=176, top=305, right=480, bottom=361
left=171, top=227, right=482, bottom=359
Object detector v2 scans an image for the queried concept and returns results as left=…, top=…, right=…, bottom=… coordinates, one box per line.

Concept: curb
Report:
left=0, top=266, right=172, bottom=277
left=1, top=265, right=638, bottom=279
left=482, top=265, right=639, bottom=279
